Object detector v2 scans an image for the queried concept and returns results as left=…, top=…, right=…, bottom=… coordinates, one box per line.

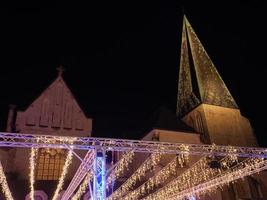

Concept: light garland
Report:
left=143, top=151, right=241, bottom=200
left=124, top=146, right=191, bottom=200
left=169, top=158, right=266, bottom=200
left=29, top=147, right=38, bottom=200
left=0, top=162, right=14, bottom=200
left=107, top=153, right=162, bottom=200
left=124, top=156, right=178, bottom=200
left=71, top=171, right=94, bottom=200
left=51, top=149, right=74, bottom=200
left=106, top=151, right=135, bottom=189
left=144, top=155, right=261, bottom=200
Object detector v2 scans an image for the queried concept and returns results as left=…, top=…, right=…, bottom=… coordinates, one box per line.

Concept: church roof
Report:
left=17, top=66, right=89, bottom=118
left=176, top=15, right=238, bottom=117
left=142, top=106, right=195, bottom=135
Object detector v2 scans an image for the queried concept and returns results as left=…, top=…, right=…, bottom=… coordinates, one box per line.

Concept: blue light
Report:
left=93, top=152, right=106, bottom=200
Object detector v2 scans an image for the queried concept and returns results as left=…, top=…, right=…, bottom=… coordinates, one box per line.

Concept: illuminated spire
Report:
left=177, top=16, right=238, bottom=116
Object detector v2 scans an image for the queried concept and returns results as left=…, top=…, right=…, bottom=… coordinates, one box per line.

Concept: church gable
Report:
left=15, top=71, right=92, bottom=136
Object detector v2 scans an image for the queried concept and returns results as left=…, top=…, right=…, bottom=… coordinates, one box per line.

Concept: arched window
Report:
left=36, top=148, right=66, bottom=180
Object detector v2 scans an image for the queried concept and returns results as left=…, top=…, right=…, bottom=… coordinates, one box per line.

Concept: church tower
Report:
left=176, top=16, right=257, bottom=147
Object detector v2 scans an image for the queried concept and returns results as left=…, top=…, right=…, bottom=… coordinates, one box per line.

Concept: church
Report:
left=0, top=15, right=266, bottom=200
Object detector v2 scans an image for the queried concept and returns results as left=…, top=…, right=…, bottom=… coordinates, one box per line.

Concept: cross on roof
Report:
left=56, top=65, right=65, bottom=77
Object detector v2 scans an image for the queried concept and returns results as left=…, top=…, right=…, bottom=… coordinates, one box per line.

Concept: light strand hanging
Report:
left=107, top=153, right=162, bottom=200
left=71, top=171, right=94, bottom=200
left=0, top=162, right=14, bottom=200
left=169, top=158, right=266, bottom=200
left=29, top=147, right=38, bottom=200
left=106, top=151, right=135, bottom=189
left=51, top=150, right=74, bottom=200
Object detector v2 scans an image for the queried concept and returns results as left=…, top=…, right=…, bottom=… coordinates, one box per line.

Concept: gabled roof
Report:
left=22, top=68, right=88, bottom=119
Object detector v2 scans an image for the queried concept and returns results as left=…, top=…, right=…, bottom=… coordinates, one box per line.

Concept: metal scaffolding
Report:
left=1, top=132, right=267, bottom=158
left=0, top=132, right=267, bottom=200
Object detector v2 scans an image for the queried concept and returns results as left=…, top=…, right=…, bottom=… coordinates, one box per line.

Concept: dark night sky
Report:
left=0, top=1, right=266, bottom=146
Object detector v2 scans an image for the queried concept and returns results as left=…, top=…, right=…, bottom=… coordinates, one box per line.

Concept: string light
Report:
left=29, top=147, right=38, bottom=200
left=107, top=153, right=162, bottom=200
left=106, top=151, right=135, bottom=189
left=145, top=156, right=263, bottom=200
left=0, top=162, right=14, bottom=200
left=124, top=156, right=178, bottom=200
left=51, top=149, right=74, bottom=200
left=124, top=145, right=191, bottom=200
left=71, top=171, right=94, bottom=200
left=169, top=158, right=266, bottom=200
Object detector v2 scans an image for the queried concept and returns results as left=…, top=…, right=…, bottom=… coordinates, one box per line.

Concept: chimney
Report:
left=6, top=104, right=16, bottom=132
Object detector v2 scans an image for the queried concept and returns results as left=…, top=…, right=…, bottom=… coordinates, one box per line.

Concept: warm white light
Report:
left=106, top=151, right=135, bottom=189
left=71, top=171, right=93, bottom=200
left=0, top=162, right=14, bottom=200
left=29, top=148, right=37, bottom=200
left=52, top=150, right=73, bottom=200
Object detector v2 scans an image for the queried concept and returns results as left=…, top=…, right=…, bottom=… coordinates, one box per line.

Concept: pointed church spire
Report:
left=176, top=16, right=200, bottom=116
left=177, top=15, right=238, bottom=116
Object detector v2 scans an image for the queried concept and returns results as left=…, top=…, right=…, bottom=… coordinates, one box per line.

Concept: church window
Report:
left=55, top=84, right=63, bottom=105
left=36, top=148, right=66, bottom=180
left=40, top=99, right=49, bottom=127
left=64, top=101, right=72, bottom=129
left=52, top=106, right=61, bottom=128
left=75, top=111, right=84, bottom=130
left=26, top=106, right=36, bottom=126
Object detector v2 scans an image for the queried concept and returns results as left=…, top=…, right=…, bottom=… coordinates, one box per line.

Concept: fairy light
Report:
left=169, top=158, right=266, bottom=200
left=0, top=162, right=14, bottom=200
left=29, top=147, right=38, bottom=200
left=71, top=171, right=94, bottom=200
left=106, top=151, right=135, bottom=189
left=145, top=156, right=265, bottom=200
left=52, top=137, right=76, bottom=200
left=124, top=145, right=191, bottom=200
left=124, top=156, right=178, bottom=200
left=107, top=153, right=162, bottom=200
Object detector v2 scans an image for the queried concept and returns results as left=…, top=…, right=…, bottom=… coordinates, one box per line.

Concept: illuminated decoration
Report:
left=143, top=150, right=240, bottom=200
left=0, top=132, right=266, bottom=158
left=71, top=171, right=93, bottom=200
left=124, top=156, right=178, bottom=200
left=176, top=15, right=237, bottom=116
left=106, top=151, right=135, bottom=189
left=107, top=153, right=162, bottom=200
left=93, top=151, right=106, bottom=200
left=62, top=150, right=95, bottom=200
left=51, top=149, right=74, bottom=200
left=29, top=147, right=38, bottom=200
left=169, top=158, right=267, bottom=200
left=0, top=132, right=267, bottom=200
left=124, top=145, right=189, bottom=200
left=0, top=162, right=14, bottom=200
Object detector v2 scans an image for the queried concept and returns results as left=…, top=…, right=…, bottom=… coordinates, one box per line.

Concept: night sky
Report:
left=1, top=1, right=266, bottom=146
